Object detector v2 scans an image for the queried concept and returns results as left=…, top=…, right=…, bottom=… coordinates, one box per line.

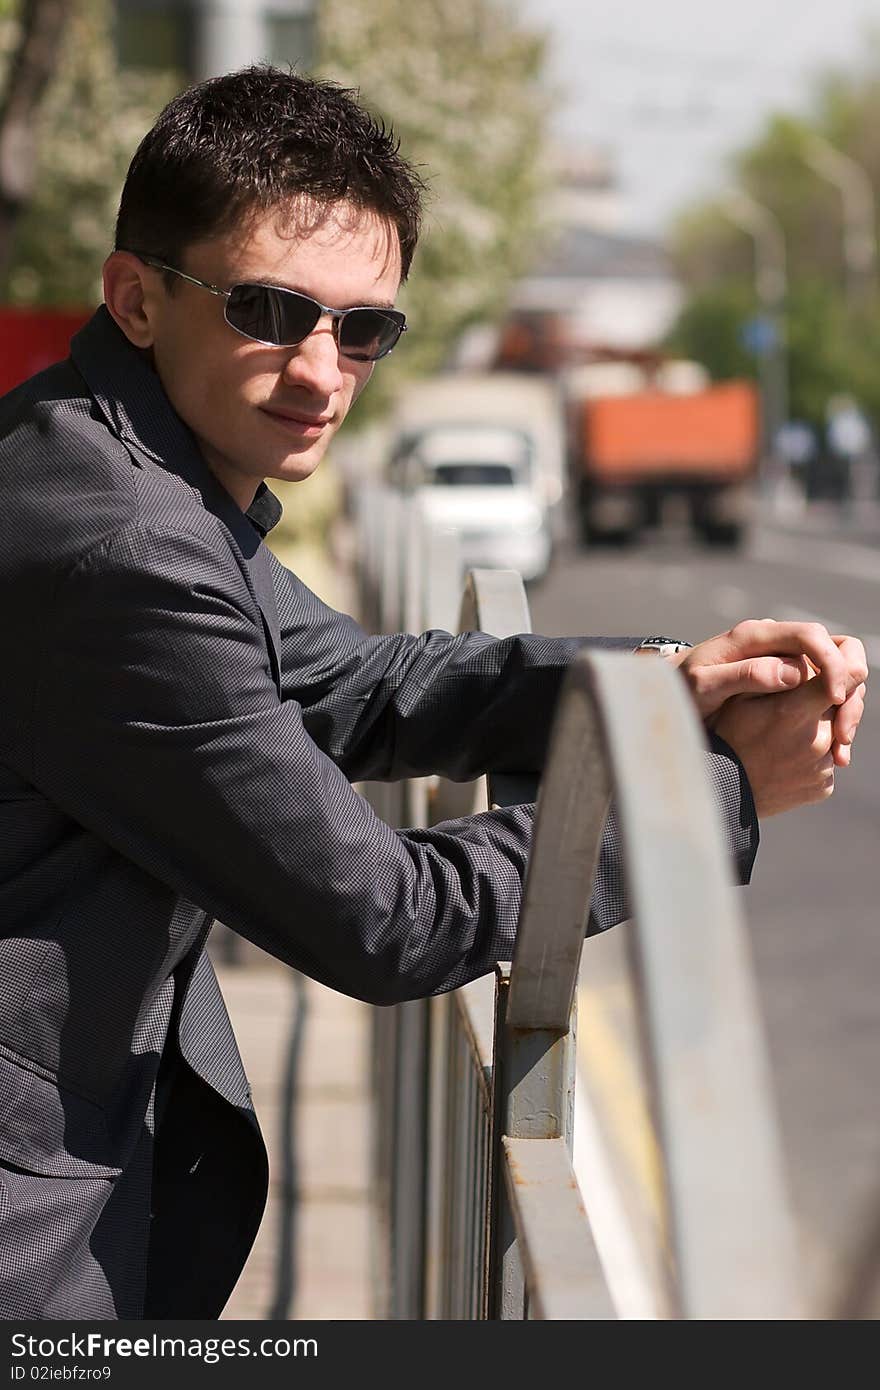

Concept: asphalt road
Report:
left=528, top=501, right=880, bottom=1314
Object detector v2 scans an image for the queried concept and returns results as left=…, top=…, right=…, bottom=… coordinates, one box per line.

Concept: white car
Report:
left=389, top=425, right=553, bottom=583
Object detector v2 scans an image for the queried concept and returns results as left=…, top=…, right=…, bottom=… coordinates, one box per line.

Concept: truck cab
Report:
left=388, top=424, right=552, bottom=583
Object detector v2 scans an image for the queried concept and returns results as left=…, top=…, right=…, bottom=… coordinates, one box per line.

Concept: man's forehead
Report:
left=202, top=198, right=402, bottom=282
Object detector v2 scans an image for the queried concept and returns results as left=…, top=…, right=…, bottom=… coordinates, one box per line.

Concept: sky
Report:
left=518, top=0, right=879, bottom=236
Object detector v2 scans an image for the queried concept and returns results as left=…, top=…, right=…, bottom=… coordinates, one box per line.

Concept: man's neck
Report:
left=200, top=450, right=260, bottom=514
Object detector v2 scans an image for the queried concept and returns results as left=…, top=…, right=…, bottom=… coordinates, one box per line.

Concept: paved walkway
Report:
left=215, top=946, right=373, bottom=1320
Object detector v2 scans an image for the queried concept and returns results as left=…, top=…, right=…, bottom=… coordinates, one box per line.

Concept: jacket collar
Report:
left=69, top=306, right=282, bottom=686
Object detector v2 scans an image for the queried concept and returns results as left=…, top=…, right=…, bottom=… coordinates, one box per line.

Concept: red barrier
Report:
left=0, top=306, right=93, bottom=395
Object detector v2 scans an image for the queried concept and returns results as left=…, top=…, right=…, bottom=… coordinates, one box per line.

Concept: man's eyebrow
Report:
left=350, top=298, right=397, bottom=310
left=335, top=296, right=398, bottom=310
left=249, top=277, right=396, bottom=310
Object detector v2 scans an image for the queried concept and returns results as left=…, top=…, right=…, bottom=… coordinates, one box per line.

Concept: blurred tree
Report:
left=0, top=0, right=72, bottom=276
left=0, top=0, right=180, bottom=306
left=0, top=0, right=551, bottom=361
left=318, top=0, right=552, bottom=413
left=665, top=282, right=757, bottom=382
left=668, top=43, right=880, bottom=429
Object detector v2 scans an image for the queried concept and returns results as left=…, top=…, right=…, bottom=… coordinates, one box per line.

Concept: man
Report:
left=0, top=67, right=866, bottom=1319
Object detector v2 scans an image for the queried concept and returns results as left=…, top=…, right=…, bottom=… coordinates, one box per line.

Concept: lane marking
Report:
left=754, top=530, right=880, bottom=586
left=573, top=979, right=669, bottom=1318
left=699, top=586, right=880, bottom=666
left=659, top=565, right=690, bottom=597
left=712, top=584, right=750, bottom=620
left=775, top=606, right=880, bottom=666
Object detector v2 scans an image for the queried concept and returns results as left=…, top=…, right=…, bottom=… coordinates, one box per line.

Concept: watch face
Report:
left=638, top=636, right=692, bottom=656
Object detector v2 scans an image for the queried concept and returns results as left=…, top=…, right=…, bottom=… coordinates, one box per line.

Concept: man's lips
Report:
left=260, top=406, right=333, bottom=435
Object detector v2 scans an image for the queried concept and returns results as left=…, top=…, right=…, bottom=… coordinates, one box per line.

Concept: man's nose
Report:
left=281, top=320, right=345, bottom=397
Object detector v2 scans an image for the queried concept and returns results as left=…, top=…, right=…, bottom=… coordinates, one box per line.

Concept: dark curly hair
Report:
left=116, top=66, right=425, bottom=280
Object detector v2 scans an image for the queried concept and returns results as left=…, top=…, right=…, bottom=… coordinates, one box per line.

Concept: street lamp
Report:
left=800, top=132, right=878, bottom=306
left=719, top=189, right=789, bottom=494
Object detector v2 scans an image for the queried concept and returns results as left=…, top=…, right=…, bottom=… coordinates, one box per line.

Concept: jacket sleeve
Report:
left=588, top=732, right=758, bottom=933
left=267, top=555, right=759, bottom=925
left=268, top=549, right=639, bottom=781
left=29, top=523, right=545, bottom=1004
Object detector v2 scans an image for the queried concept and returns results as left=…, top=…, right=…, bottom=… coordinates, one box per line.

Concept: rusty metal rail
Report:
left=355, top=482, right=804, bottom=1319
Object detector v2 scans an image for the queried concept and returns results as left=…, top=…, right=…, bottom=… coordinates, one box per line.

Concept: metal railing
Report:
left=355, top=483, right=803, bottom=1319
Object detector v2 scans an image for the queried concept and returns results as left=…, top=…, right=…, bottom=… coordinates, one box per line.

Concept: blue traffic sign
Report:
left=740, top=315, right=779, bottom=355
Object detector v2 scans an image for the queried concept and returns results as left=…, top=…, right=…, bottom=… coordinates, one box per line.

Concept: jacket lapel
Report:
left=69, top=308, right=282, bottom=692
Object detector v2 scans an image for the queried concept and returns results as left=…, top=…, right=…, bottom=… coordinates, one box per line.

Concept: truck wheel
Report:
left=583, top=523, right=637, bottom=547
left=579, top=499, right=637, bottom=546
left=698, top=521, right=743, bottom=549
left=642, top=494, right=662, bottom=529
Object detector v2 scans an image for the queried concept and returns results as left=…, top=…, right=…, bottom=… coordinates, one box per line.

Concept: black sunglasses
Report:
left=135, top=254, right=407, bottom=362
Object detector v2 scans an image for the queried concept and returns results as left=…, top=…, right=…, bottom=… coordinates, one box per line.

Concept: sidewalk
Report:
left=215, top=945, right=373, bottom=1320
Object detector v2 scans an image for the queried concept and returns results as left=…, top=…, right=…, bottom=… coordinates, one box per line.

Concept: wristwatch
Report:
left=635, top=635, right=694, bottom=658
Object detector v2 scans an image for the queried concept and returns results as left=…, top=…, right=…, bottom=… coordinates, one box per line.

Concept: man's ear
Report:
left=102, top=251, right=160, bottom=348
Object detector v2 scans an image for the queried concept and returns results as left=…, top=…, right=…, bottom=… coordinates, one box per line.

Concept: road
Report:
left=529, top=504, right=880, bottom=1314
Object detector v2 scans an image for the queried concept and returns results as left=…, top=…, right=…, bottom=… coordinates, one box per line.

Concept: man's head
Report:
left=115, top=65, right=423, bottom=282
left=104, top=66, right=425, bottom=508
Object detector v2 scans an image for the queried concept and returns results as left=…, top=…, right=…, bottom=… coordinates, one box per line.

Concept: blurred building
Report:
left=549, top=147, right=623, bottom=234
left=116, top=0, right=316, bottom=79
left=502, top=148, right=683, bottom=364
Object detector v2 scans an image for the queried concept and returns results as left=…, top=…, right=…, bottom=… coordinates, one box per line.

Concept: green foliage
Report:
left=670, top=277, right=880, bottom=428
left=0, top=0, right=181, bottom=307
left=0, top=0, right=551, bottom=385
left=668, top=44, right=880, bottom=428
left=781, top=281, right=850, bottom=424
left=317, top=0, right=552, bottom=419
left=0, top=0, right=22, bottom=88
left=665, top=282, right=758, bottom=383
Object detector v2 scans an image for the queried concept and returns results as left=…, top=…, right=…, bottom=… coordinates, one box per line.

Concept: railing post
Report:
left=388, top=997, right=430, bottom=1318
left=361, top=489, right=466, bottom=1318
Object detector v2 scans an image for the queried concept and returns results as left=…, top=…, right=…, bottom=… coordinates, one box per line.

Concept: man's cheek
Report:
left=349, top=364, right=375, bottom=407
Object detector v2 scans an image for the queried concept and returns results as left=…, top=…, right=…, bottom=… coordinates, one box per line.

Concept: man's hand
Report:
left=713, top=676, right=839, bottom=818
left=667, top=619, right=858, bottom=720
left=665, top=620, right=867, bottom=813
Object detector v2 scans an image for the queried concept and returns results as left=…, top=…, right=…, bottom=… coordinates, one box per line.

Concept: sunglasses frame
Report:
left=134, top=254, right=407, bottom=361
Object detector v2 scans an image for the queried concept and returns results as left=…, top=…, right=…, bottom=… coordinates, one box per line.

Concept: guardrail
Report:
left=355, top=483, right=805, bottom=1319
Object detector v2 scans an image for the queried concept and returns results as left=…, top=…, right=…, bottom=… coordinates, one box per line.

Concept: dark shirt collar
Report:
left=246, top=482, right=283, bottom=537
left=69, top=305, right=282, bottom=536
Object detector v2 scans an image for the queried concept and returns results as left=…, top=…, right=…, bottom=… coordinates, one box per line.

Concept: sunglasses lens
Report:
left=226, top=284, right=320, bottom=346
left=339, top=309, right=405, bottom=362
left=225, top=284, right=405, bottom=360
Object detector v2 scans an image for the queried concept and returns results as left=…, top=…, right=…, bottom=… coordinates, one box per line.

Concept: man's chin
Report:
left=267, top=447, right=327, bottom=485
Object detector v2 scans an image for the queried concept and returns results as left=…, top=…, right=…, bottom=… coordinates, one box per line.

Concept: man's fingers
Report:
left=694, top=653, right=807, bottom=705
left=816, top=749, right=836, bottom=798
left=833, top=740, right=852, bottom=768
left=830, top=635, right=869, bottom=692
left=674, top=619, right=866, bottom=724
left=712, top=684, right=842, bottom=816
left=832, top=682, right=866, bottom=746
left=705, top=620, right=849, bottom=703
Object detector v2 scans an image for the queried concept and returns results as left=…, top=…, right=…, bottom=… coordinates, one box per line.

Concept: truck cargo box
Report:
left=582, top=380, right=759, bottom=482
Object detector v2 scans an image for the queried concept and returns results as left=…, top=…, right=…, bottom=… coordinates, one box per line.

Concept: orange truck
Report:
left=568, top=366, right=760, bottom=547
